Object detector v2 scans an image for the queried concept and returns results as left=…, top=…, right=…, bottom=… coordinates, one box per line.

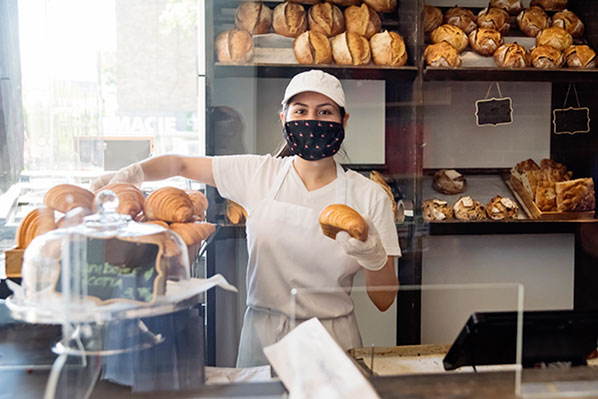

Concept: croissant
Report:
left=369, top=171, right=397, bottom=221
left=144, top=187, right=194, bottom=223
left=319, top=204, right=368, bottom=242
left=95, top=183, right=145, bottom=218
left=227, top=200, right=248, bottom=224
left=187, top=191, right=209, bottom=221
left=16, top=208, right=56, bottom=249
left=144, top=220, right=169, bottom=229
left=44, top=184, right=94, bottom=213
left=169, top=222, right=216, bottom=246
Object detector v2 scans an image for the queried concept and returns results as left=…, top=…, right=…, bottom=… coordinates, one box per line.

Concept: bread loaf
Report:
left=294, top=31, right=333, bottom=64
left=555, top=178, right=595, bottom=212
left=319, top=204, right=368, bottom=241
left=215, top=29, right=254, bottom=63
left=433, top=169, right=467, bottom=195
left=531, top=45, right=564, bottom=68
left=369, top=30, right=407, bottom=66
left=552, top=10, right=584, bottom=37
left=169, top=222, right=216, bottom=246
left=44, top=184, right=95, bottom=213
left=144, top=187, right=194, bottom=223
left=430, top=24, right=468, bottom=53
left=288, top=0, right=322, bottom=4
left=530, top=0, right=567, bottom=12
left=273, top=2, right=307, bottom=38
left=235, top=1, right=272, bottom=34
left=424, top=5, right=443, bottom=34
left=517, top=6, right=550, bottom=37
left=423, top=199, right=453, bottom=222
left=16, top=208, right=56, bottom=249
left=494, top=43, right=530, bottom=68
left=564, top=45, right=596, bottom=69
left=453, top=196, right=485, bottom=221
left=536, top=26, right=572, bottom=51
left=424, top=42, right=461, bottom=67
left=332, top=31, right=371, bottom=65
left=308, top=2, right=345, bottom=37
left=95, top=183, right=145, bottom=218
left=477, top=7, right=510, bottom=35
left=344, top=4, right=382, bottom=39
left=469, top=28, right=503, bottom=56
left=364, top=0, right=396, bottom=13
left=329, top=0, right=362, bottom=5
left=489, top=0, right=523, bottom=15
left=444, top=7, right=477, bottom=34
left=485, top=196, right=519, bottom=220
left=187, top=191, right=209, bottom=221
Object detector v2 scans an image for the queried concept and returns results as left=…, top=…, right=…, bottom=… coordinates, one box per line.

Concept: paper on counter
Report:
left=164, top=274, right=238, bottom=303
left=264, top=317, right=380, bottom=399
left=205, top=366, right=272, bottom=385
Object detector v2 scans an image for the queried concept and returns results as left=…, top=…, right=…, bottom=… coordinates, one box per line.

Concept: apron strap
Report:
left=266, top=157, right=294, bottom=201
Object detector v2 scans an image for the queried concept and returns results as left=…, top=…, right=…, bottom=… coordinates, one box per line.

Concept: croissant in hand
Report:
left=95, top=183, right=145, bottom=218
left=44, top=184, right=94, bottom=213
left=319, top=204, right=368, bottom=242
left=144, top=187, right=194, bottom=223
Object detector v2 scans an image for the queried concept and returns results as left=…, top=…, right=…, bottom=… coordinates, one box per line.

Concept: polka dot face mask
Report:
left=283, top=120, right=345, bottom=160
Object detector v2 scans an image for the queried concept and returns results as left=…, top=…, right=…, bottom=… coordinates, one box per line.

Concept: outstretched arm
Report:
left=139, top=155, right=216, bottom=187
left=365, top=256, right=398, bottom=311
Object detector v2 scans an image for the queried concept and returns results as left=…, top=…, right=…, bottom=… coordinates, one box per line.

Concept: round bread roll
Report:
left=531, top=45, right=564, bottom=68
left=469, top=28, right=503, bottom=56
left=308, top=2, right=345, bottom=37
left=294, top=30, right=333, bottom=64
left=288, top=0, right=321, bottom=4
left=430, top=24, right=468, bottom=53
left=453, top=196, right=485, bottom=221
left=552, top=10, right=584, bottom=38
left=272, top=2, right=307, bottom=38
left=536, top=26, right=572, bottom=51
left=517, top=6, right=550, bottom=37
left=564, top=45, right=596, bottom=69
left=370, top=30, right=407, bottom=66
left=329, top=0, right=362, bottom=5
left=477, top=7, right=510, bottom=35
left=423, top=199, right=453, bottom=222
left=344, top=3, right=382, bottom=39
left=485, top=196, right=519, bottom=220
left=424, top=42, right=462, bottom=67
left=332, top=31, right=371, bottom=65
left=530, top=0, right=567, bottom=12
left=444, top=7, right=477, bottom=35
left=424, top=5, right=443, bottom=34
left=364, top=0, right=396, bottom=13
left=319, top=204, right=368, bottom=241
left=494, top=42, right=530, bottom=68
left=235, top=1, right=272, bottom=35
left=489, top=0, right=523, bottom=16
left=215, top=29, right=254, bottom=63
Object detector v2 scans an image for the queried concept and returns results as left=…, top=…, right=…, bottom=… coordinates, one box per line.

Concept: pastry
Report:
left=453, top=196, right=485, bottom=221
left=16, top=208, right=56, bottom=249
left=215, top=29, right=254, bottom=63
left=308, top=2, right=345, bottom=37
left=531, top=45, right=564, bottom=68
left=530, top=0, right=567, bottom=12
left=144, top=187, right=194, bottom=223
left=329, top=0, right=362, bottom=5
left=494, top=43, right=530, bottom=68
left=226, top=200, right=248, bottom=225
left=369, top=171, right=397, bottom=221
left=44, top=184, right=95, bottom=214
left=235, top=1, right=272, bottom=35
left=144, top=220, right=169, bottom=229
left=424, top=5, right=443, bottom=35
left=369, top=30, right=407, bottom=66
left=552, top=10, right=584, bottom=37
left=344, top=4, right=382, bottom=39
left=169, top=222, right=216, bottom=246
left=511, top=158, right=540, bottom=198
left=430, top=24, right=468, bottom=53
left=536, top=26, right=572, bottom=51
left=331, top=31, right=371, bottom=65
left=424, top=42, right=462, bottom=67
left=489, top=0, right=523, bottom=16
left=517, top=6, right=550, bottom=37
left=540, top=158, right=571, bottom=181
left=272, top=2, right=308, bottom=38
left=555, top=178, right=596, bottom=212
left=187, top=191, right=209, bottom=221
left=477, top=7, right=510, bottom=35
left=444, top=7, right=477, bottom=35
left=364, top=0, right=396, bottom=13
left=564, top=45, right=596, bottom=69
left=469, top=28, right=503, bottom=56
left=433, top=169, right=467, bottom=195
left=294, top=31, right=333, bottom=64
left=319, top=204, right=368, bottom=241
left=95, top=183, right=145, bottom=219
left=288, top=0, right=322, bottom=4
left=535, top=180, right=558, bottom=211
left=485, top=195, right=519, bottom=220
left=422, top=199, right=453, bottom=222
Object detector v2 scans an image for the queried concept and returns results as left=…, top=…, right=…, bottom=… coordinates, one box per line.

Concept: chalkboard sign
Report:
left=54, top=237, right=164, bottom=305
left=475, top=97, right=513, bottom=127
left=553, top=107, right=590, bottom=135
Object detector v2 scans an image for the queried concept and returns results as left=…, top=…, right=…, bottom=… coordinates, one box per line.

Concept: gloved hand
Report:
left=90, top=163, right=144, bottom=191
left=335, top=219, right=387, bottom=271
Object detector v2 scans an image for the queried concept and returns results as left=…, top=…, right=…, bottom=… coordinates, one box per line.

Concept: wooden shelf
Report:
left=424, top=67, right=598, bottom=82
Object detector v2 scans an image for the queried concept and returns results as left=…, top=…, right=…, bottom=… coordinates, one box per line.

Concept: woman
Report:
left=93, top=70, right=401, bottom=367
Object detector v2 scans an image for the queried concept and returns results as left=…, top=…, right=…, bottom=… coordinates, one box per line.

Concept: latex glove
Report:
left=91, top=163, right=145, bottom=192
left=335, top=219, right=387, bottom=271
left=89, top=172, right=115, bottom=192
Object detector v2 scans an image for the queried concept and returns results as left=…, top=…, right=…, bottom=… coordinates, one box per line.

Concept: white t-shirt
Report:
left=212, top=154, right=401, bottom=257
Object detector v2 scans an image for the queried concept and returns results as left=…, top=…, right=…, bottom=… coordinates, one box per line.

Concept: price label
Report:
left=553, top=107, right=590, bottom=135
left=475, top=97, right=513, bottom=127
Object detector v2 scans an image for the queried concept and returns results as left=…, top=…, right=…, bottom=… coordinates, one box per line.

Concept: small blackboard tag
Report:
left=553, top=107, right=590, bottom=135
left=475, top=97, right=513, bottom=127
left=54, top=237, right=164, bottom=305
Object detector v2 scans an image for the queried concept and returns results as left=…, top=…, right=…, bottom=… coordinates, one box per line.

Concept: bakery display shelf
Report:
left=425, top=219, right=587, bottom=236
left=214, top=63, right=418, bottom=80
left=424, top=67, right=598, bottom=82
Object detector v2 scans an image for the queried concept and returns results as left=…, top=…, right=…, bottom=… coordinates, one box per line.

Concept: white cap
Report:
left=281, top=70, right=346, bottom=108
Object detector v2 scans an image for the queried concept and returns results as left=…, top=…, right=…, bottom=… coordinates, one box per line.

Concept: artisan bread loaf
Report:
left=344, top=3, right=381, bottom=39
left=531, top=45, right=564, bottom=68
left=489, top=0, right=523, bottom=15
left=433, top=169, right=467, bottom=195
left=422, top=199, right=453, bottom=222
left=308, top=2, right=345, bottom=37
left=555, top=178, right=595, bottom=212
left=235, top=1, right=272, bottom=34
left=485, top=196, right=519, bottom=220
left=469, top=28, right=503, bottom=56
left=517, top=6, right=550, bottom=37
left=564, top=45, right=596, bottom=69
left=424, top=42, right=461, bottom=67
left=430, top=24, right=468, bottom=52
left=536, top=26, right=573, bottom=51
left=552, top=10, right=584, bottom=37
left=329, top=0, right=362, bottom=5
left=272, top=2, right=307, bottom=38
left=215, top=29, right=254, bottom=63
left=332, top=31, right=371, bottom=65
left=477, top=7, right=510, bottom=35
left=364, top=0, right=396, bottom=13
left=453, top=196, right=485, bottom=221
left=319, top=204, right=368, bottom=241
left=530, top=0, right=568, bottom=12
left=370, top=30, right=407, bottom=66
left=494, top=43, right=530, bottom=68
left=424, top=5, right=443, bottom=35
left=294, top=30, right=333, bottom=64
left=444, top=7, right=477, bottom=34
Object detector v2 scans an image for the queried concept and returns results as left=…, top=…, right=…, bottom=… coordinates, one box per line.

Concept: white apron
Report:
left=236, top=158, right=363, bottom=367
